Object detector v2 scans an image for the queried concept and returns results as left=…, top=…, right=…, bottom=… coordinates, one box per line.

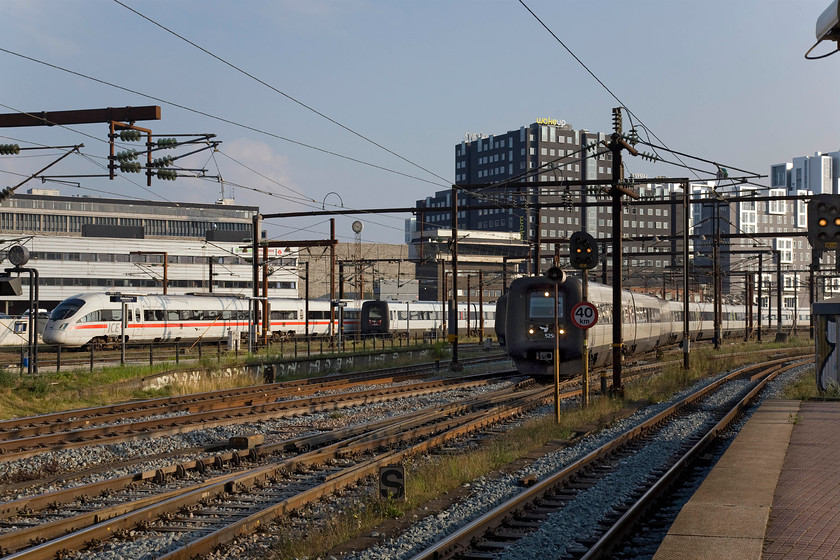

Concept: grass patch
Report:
left=782, top=373, right=818, bottom=400
left=266, top=397, right=629, bottom=560
left=267, top=337, right=813, bottom=560
left=0, top=361, right=178, bottom=418
left=0, top=339, right=458, bottom=419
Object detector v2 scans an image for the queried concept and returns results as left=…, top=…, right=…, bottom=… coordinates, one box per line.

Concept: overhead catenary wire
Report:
left=516, top=0, right=719, bottom=184
left=0, top=52, right=460, bottom=240
left=112, top=0, right=451, bottom=187
left=0, top=48, right=449, bottom=190
left=0, top=101, right=418, bottom=236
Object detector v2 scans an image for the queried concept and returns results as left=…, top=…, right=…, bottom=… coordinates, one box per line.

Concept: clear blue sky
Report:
left=1, top=0, right=838, bottom=244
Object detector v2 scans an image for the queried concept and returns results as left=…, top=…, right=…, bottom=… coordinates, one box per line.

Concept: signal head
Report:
left=569, top=231, right=599, bottom=270
left=808, top=194, right=840, bottom=251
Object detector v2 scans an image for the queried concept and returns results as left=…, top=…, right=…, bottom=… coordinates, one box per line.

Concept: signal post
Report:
left=569, top=231, right=599, bottom=406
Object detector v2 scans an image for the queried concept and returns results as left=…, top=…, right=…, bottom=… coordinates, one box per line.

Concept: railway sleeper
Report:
left=154, top=525, right=215, bottom=533
left=536, top=497, right=567, bottom=508
left=455, top=552, right=498, bottom=560
left=514, top=511, right=550, bottom=522
left=490, top=528, right=533, bottom=540
left=523, top=506, right=563, bottom=516
left=473, top=538, right=513, bottom=551
left=506, top=519, right=543, bottom=529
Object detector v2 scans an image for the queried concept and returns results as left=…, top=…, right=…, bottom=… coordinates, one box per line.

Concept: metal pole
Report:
left=252, top=214, right=260, bottom=351
left=810, top=248, right=817, bottom=340
left=450, top=184, right=461, bottom=370
left=758, top=253, right=763, bottom=342
left=479, top=270, right=484, bottom=341
left=713, top=201, right=721, bottom=349
left=262, top=244, right=269, bottom=346
left=330, top=218, right=336, bottom=339
left=582, top=272, right=590, bottom=406
left=746, top=272, right=753, bottom=341
left=534, top=207, right=542, bottom=275
left=776, top=250, right=783, bottom=340
left=610, top=123, right=623, bottom=393
left=305, top=261, right=310, bottom=340
left=682, top=182, right=690, bottom=369
left=27, top=278, right=34, bottom=375
left=120, top=301, right=126, bottom=366
left=339, top=261, right=345, bottom=299
left=554, top=281, right=561, bottom=423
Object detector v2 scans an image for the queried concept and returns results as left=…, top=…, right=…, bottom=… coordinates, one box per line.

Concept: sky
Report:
left=1, top=0, right=838, bottom=245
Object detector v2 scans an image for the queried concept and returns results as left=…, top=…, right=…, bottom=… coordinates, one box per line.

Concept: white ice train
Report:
left=42, top=293, right=499, bottom=348
left=42, top=293, right=365, bottom=348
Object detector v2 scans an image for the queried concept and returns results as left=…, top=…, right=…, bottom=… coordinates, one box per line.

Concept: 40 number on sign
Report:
left=571, top=302, right=598, bottom=330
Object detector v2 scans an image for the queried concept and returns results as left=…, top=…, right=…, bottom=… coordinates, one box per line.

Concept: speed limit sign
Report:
left=571, top=302, right=598, bottom=330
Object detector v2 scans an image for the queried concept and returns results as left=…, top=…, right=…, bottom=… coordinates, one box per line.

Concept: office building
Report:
left=414, top=120, right=686, bottom=296
left=0, top=189, right=299, bottom=314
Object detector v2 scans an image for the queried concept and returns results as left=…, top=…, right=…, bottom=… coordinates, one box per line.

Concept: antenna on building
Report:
left=216, top=177, right=235, bottom=205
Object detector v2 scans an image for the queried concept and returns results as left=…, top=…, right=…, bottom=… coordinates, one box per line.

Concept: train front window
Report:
left=50, top=299, right=85, bottom=321
left=528, top=291, right=564, bottom=319
left=368, top=307, right=384, bottom=325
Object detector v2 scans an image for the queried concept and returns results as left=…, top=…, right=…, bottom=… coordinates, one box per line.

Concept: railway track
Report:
left=0, top=357, right=511, bottom=462
left=0, top=373, right=553, bottom=559
left=404, top=354, right=812, bottom=560
left=0, top=346, right=810, bottom=560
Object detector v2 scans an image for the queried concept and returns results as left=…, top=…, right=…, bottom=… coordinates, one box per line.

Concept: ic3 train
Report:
left=499, top=275, right=806, bottom=378
left=42, top=293, right=496, bottom=347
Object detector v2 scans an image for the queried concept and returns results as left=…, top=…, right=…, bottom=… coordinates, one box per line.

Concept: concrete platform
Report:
left=654, top=399, right=840, bottom=559
left=654, top=399, right=799, bottom=560
left=763, top=401, right=840, bottom=559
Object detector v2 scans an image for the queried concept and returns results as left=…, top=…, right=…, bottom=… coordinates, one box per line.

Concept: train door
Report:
left=127, top=303, right=141, bottom=342
left=622, top=292, right=636, bottom=354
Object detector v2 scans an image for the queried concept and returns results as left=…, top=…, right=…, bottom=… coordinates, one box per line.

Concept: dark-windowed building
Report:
left=413, top=121, right=685, bottom=296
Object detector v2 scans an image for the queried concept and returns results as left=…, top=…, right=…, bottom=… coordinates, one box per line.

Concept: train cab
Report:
left=360, top=300, right=390, bottom=335
left=504, top=276, right=579, bottom=376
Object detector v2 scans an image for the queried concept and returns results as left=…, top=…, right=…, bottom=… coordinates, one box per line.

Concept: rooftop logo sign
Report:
left=536, top=118, right=566, bottom=126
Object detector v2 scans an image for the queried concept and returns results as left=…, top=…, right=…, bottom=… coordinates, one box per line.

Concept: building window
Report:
left=768, top=189, right=786, bottom=215
left=775, top=238, right=793, bottom=263
left=771, top=165, right=787, bottom=187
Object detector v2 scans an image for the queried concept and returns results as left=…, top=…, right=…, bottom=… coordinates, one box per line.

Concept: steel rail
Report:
left=2, top=381, right=553, bottom=559
left=0, top=373, right=528, bottom=523
left=0, top=353, right=507, bottom=434
left=406, top=355, right=811, bottom=560
left=0, top=374, right=512, bottom=460
left=580, top=357, right=811, bottom=559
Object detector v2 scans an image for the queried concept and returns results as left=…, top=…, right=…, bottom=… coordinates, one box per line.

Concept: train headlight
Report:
left=558, top=328, right=565, bottom=335
left=59, top=323, right=68, bottom=330
left=528, top=325, right=535, bottom=335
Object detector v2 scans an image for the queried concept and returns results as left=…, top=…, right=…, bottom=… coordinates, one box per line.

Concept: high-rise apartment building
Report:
left=691, top=150, right=839, bottom=312
left=413, top=121, right=686, bottom=298
left=417, top=121, right=613, bottom=271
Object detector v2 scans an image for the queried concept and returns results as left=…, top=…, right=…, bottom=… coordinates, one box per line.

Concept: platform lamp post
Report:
left=4, top=245, right=38, bottom=374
